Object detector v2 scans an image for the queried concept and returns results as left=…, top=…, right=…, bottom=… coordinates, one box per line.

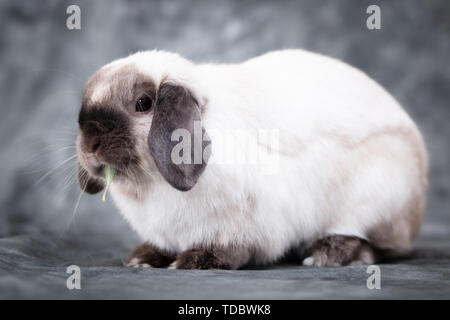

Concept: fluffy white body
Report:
left=105, top=50, right=427, bottom=264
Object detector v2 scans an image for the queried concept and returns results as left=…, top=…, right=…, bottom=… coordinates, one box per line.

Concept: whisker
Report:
left=30, top=154, right=78, bottom=189
left=52, top=164, right=78, bottom=195
left=56, top=169, right=88, bottom=242
left=21, top=150, right=77, bottom=175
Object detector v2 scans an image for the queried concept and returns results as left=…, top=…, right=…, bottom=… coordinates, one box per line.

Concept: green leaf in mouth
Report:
left=102, top=165, right=116, bottom=202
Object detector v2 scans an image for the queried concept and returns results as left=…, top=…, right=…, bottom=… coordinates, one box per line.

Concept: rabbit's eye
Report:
left=135, top=96, right=153, bottom=113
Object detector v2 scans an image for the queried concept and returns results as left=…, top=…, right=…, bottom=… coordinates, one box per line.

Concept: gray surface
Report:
left=0, top=0, right=449, bottom=299
left=1, top=233, right=450, bottom=299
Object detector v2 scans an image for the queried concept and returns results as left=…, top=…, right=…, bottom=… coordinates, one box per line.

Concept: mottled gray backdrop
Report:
left=0, top=0, right=449, bottom=299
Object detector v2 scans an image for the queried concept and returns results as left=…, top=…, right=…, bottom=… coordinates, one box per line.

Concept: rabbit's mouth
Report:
left=77, top=146, right=135, bottom=180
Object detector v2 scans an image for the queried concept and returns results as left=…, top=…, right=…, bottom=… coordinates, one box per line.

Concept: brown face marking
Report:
left=78, top=106, right=137, bottom=169
left=305, top=235, right=377, bottom=267
left=126, top=242, right=176, bottom=268
left=77, top=62, right=159, bottom=192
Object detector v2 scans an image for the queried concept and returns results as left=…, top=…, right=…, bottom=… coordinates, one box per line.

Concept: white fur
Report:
left=100, top=50, right=426, bottom=265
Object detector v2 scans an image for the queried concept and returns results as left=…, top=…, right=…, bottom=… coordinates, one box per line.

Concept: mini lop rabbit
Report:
left=76, top=50, right=427, bottom=269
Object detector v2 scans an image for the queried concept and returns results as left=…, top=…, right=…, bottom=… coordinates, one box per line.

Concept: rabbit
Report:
left=76, top=49, right=427, bottom=269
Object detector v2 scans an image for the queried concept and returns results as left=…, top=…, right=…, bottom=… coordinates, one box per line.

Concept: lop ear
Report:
left=77, top=163, right=104, bottom=194
left=148, top=83, right=211, bottom=191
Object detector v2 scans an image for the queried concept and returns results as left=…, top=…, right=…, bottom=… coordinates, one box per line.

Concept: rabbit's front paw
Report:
left=170, top=246, right=250, bottom=270
left=303, top=235, right=376, bottom=267
left=171, top=248, right=231, bottom=270
left=126, top=257, right=153, bottom=268
left=125, top=242, right=175, bottom=268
